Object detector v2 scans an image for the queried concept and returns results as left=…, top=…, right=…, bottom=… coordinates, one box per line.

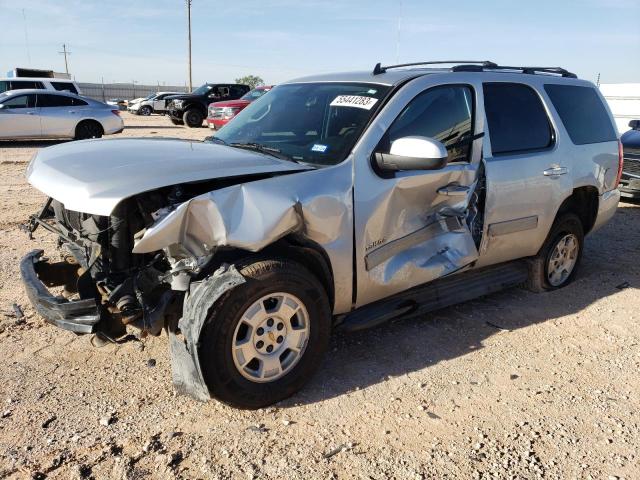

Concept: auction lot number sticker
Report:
left=330, top=95, right=378, bottom=110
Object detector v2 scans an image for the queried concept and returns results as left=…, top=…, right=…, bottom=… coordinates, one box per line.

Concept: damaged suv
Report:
left=21, top=61, right=621, bottom=408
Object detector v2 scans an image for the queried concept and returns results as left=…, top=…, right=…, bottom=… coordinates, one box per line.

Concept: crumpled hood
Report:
left=26, top=138, right=311, bottom=215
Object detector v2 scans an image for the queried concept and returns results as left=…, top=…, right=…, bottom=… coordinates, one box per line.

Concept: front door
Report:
left=353, top=77, right=485, bottom=307
left=0, top=93, right=40, bottom=139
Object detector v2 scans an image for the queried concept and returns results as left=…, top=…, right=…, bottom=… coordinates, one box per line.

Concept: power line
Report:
left=186, top=0, right=192, bottom=93
left=22, top=9, right=31, bottom=65
left=58, top=43, right=72, bottom=75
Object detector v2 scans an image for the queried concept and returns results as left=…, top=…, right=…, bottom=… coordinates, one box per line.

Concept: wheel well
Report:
left=556, top=186, right=599, bottom=234
left=198, top=236, right=335, bottom=311
left=75, top=119, right=103, bottom=135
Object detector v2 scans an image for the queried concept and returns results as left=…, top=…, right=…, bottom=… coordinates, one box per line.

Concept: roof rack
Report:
left=372, top=61, right=577, bottom=78
left=373, top=60, right=497, bottom=75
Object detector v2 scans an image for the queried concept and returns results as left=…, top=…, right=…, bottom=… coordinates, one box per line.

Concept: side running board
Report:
left=338, top=260, right=528, bottom=332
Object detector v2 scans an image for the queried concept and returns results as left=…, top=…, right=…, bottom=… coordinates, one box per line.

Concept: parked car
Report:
left=0, top=90, right=123, bottom=140
left=166, top=83, right=250, bottom=127
left=207, top=85, right=274, bottom=129
left=620, top=119, right=640, bottom=199
left=128, top=92, right=183, bottom=116
left=0, top=77, right=82, bottom=95
left=106, top=99, right=128, bottom=110
left=21, top=61, right=621, bottom=408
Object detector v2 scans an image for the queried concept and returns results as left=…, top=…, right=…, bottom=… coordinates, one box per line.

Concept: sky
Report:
left=0, top=0, right=638, bottom=87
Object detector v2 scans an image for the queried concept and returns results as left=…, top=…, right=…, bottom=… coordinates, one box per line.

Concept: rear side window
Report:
left=483, top=83, right=553, bottom=155
left=10, top=80, right=44, bottom=90
left=544, top=84, right=616, bottom=145
left=51, top=82, right=78, bottom=94
left=38, top=94, right=75, bottom=107
left=72, top=97, right=88, bottom=106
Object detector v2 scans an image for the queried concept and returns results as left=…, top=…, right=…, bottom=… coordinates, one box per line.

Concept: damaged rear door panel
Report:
left=352, top=77, right=485, bottom=307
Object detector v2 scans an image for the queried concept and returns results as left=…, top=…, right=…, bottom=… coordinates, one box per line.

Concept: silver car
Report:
left=0, top=90, right=124, bottom=140
left=20, top=61, right=621, bottom=408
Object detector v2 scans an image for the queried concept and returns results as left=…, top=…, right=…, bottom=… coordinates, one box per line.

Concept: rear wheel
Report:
left=183, top=108, right=203, bottom=128
left=199, top=259, right=331, bottom=409
left=526, top=213, right=584, bottom=292
left=139, top=105, right=152, bottom=116
left=74, top=120, right=103, bottom=140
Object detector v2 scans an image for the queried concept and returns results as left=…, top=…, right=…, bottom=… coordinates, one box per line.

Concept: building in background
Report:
left=600, top=83, right=640, bottom=134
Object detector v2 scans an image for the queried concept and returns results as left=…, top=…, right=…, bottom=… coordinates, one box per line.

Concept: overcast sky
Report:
left=1, top=0, right=638, bottom=86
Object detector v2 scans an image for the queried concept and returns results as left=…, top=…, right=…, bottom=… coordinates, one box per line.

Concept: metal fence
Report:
left=78, top=82, right=188, bottom=102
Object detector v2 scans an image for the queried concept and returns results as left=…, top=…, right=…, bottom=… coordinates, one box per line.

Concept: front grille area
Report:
left=623, top=150, right=640, bottom=177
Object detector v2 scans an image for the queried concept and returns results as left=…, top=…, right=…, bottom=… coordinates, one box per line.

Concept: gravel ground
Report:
left=0, top=113, right=638, bottom=479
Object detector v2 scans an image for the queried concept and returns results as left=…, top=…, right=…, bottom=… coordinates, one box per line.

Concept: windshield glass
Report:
left=192, top=84, right=212, bottom=96
left=214, top=83, right=390, bottom=166
left=240, top=88, right=270, bottom=101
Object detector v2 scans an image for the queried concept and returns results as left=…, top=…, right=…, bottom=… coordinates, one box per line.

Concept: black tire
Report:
left=183, top=108, right=203, bottom=128
left=170, top=118, right=184, bottom=125
left=139, top=105, right=152, bottom=116
left=526, top=213, right=584, bottom=292
left=74, top=120, right=103, bottom=140
left=199, top=259, right=331, bottom=409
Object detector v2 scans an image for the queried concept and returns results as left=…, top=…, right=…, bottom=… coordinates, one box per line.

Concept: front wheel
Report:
left=183, top=108, right=203, bottom=128
left=526, top=213, right=584, bottom=292
left=199, top=259, right=331, bottom=409
left=170, top=118, right=184, bottom=126
left=139, top=105, right=152, bottom=116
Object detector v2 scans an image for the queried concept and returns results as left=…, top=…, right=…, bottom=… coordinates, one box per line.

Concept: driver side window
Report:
left=381, top=85, right=474, bottom=163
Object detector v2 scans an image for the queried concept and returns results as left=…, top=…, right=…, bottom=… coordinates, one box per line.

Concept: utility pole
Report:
left=58, top=44, right=71, bottom=75
left=186, top=0, right=193, bottom=92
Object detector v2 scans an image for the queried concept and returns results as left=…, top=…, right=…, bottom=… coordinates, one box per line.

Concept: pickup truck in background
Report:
left=207, top=85, right=274, bottom=129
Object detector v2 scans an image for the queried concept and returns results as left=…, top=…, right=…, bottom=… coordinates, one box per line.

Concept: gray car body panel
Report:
left=26, top=138, right=313, bottom=216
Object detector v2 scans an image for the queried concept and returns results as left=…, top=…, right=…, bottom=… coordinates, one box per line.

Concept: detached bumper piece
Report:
left=20, top=250, right=100, bottom=334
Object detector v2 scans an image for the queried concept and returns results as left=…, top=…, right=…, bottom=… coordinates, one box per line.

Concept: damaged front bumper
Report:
left=20, top=249, right=100, bottom=334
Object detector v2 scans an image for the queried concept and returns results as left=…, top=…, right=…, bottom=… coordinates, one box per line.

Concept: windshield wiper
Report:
left=229, top=142, right=296, bottom=163
left=205, top=135, right=228, bottom=145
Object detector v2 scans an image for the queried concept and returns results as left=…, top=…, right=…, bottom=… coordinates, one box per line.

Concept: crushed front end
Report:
left=20, top=190, right=190, bottom=339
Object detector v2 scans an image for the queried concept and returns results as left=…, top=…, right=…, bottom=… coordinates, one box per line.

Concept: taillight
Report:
left=615, top=140, right=623, bottom=189
left=111, top=109, right=121, bottom=116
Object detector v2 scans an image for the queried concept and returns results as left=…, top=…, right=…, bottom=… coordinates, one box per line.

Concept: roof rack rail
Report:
left=372, top=61, right=577, bottom=79
left=452, top=64, right=577, bottom=78
left=372, top=60, right=497, bottom=75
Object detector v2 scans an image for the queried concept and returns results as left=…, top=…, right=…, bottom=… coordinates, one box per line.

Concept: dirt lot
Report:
left=0, top=113, right=638, bottom=479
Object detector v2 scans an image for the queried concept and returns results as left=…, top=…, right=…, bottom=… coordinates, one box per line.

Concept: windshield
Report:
left=240, top=88, right=270, bottom=101
left=214, top=83, right=390, bottom=166
left=192, top=84, right=212, bottom=96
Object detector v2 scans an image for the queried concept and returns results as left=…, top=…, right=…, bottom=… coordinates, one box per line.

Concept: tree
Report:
left=235, top=75, right=265, bottom=89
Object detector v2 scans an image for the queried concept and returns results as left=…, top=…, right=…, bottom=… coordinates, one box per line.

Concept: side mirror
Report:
left=375, top=136, right=448, bottom=172
left=629, top=119, right=640, bottom=130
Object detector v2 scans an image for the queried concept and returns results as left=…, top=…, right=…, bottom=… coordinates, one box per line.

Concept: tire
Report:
left=170, top=118, right=184, bottom=125
left=526, top=213, right=584, bottom=292
left=199, top=259, right=331, bottom=409
left=74, top=120, right=103, bottom=140
left=139, top=105, right=152, bottom=116
left=183, top=108, right=203, bottom=128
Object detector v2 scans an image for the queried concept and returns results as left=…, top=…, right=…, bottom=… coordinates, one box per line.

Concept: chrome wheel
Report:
left=547, top=233, right=579, bottom=286
left=232, top=293, right=310, bottom=383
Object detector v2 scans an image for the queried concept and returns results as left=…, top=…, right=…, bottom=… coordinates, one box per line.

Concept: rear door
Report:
left=37, top=94, right=86, bottom=137
left=0, top=93, right=40, bottom=138
left=476, top=81, right=572, bottom=267
left=353, top=77, right=484, bottom=307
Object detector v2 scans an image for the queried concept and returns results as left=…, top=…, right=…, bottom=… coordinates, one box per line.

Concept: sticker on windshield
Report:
left=330, top=95, right=378, bottom=110
left=311, top=144, right=328, bottom=153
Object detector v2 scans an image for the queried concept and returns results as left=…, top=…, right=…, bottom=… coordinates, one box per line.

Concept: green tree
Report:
left=235, top=75, right=265, bottom=89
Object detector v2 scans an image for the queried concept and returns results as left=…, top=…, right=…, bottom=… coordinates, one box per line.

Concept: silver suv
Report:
left=21, top=61, right=621, bottom=408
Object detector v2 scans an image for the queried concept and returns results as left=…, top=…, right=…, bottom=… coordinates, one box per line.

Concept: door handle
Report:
left=68, top=111, right=76, bottom=114
left=543, top=166, right=568, bottom=176
left=26, top=112, right=35, bottom=115
left=437, top=184, right=470, bottom=196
